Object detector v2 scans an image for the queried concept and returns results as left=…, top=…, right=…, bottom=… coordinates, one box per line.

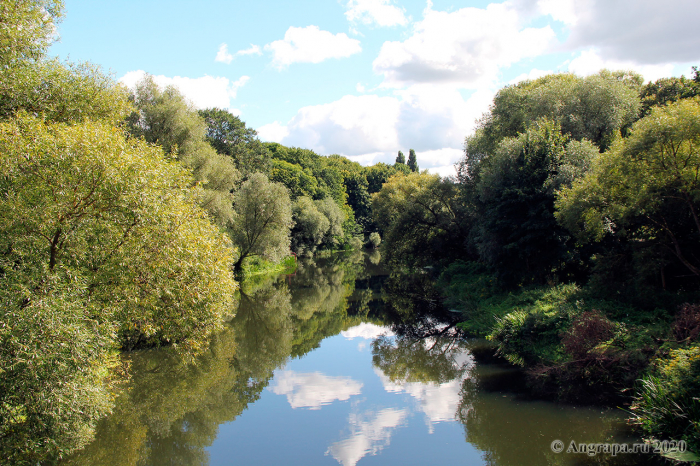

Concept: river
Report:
left=60, top=251, right=657, bottom=466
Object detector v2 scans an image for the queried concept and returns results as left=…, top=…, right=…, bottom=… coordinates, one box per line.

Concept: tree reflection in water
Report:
left=61, top=253, right=362, bottom=466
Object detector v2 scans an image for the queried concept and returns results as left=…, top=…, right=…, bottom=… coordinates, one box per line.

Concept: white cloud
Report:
left=356, top=83, right=366, bottom=93
left=373, top=3, right=556, bottom=88
left=215, top=43, right=234, bottom=64
left=326, top=408, right=408, bottom=466
left=559, top=0, right=700, bottom=65
left=257, top=121, right=290, bottom=143
left=259, top=84, right=493, bottom=173
left=537, top=0, right=579, bottom=25
left=215, top=43, right=263, bottom=64
left=265, top=26, right=362, bottom=69
left=341, top=323, right=392, bottom=340
left=344, top=0, right=409, bottom=27
left=568, top=49, right=675, bottom=83
left=119, top=70, right=248, bottom=112
left=278, top=94, right=402, bottom=155
left=270, top=371, right=363, bottom=410
left=236, top=44, right=263, bottom=56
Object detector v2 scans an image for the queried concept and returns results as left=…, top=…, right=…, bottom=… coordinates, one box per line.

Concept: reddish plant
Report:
left=672, top=303, right=700, bottom=342
left=561, top=310, right=615, bottom=359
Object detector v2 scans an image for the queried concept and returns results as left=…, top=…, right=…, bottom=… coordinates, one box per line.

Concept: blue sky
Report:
left=50, top=0, right=700, bottom=176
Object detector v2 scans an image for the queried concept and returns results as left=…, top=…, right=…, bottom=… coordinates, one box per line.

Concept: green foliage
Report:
left=291, top=196, right=347, bottom=256
left=231, top=173, right=293, bottom=270
left=198, top=107, right=271, bottom=176
left=127, top=75, right=240, bottom=228
left=0, top=0, right=63, bottom=68
left=472, top=120, right=597, bottom=285
left=556, top=98, right=700, bottom=288
left=0, top=59, right=133, bottom=124
left=407, top=149, right=419, bottom=172
left=640, top=68, right=700, bottom=116
left=291, top=196, right=330, bottom=256
left=372, top=172, right=466, bottom=268
left=0, top=115, right=237, bottom=461
left=395, top=150, right=405, bottom=164
left=470, top=71, right=642, bottom=154
left=632, top=345, right=700, bottom=453
left=368, top=232, right=381, bottom=248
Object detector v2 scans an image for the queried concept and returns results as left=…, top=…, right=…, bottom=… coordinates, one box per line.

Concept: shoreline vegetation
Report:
left=2, top=1, right=699, bottom=464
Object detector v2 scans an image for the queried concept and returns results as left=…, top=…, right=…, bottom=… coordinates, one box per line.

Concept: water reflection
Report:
left=61, top=254, right=655, bottom=466
left=326, top=408, right=408, bottom=466
left=61, top=253, right=361, bottom=465
left=271, top=371, right=363, bottom=410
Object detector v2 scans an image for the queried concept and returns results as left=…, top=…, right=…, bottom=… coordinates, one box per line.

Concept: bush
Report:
left=631, top=345, right=700, bottom=453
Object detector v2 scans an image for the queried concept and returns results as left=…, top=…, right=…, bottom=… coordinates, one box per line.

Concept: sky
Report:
left=49, top=0, right=700, bottom=176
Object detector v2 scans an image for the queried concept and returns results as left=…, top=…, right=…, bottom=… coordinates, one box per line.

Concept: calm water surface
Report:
left=62, top=252, right=654, bottom=466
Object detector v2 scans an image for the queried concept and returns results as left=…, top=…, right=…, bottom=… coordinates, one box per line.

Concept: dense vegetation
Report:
left=373, top=69, right=700, bottom=452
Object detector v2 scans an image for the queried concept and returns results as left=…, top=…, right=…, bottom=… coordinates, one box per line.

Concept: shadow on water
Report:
left=60, top=252, right=663, bottom=466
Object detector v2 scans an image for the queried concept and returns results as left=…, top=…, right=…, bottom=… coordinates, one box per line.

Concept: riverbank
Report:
left=437, top=260, right=700, bottom=460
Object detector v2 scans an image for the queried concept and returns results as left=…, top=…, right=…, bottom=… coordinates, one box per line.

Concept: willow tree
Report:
left=0, top=116, right=237, bottom=463
left=127, top=76, right=240, bottom=229
left=230, top=173, right=293, bottom=271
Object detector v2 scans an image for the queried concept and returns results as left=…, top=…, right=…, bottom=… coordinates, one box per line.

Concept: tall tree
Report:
left=473, top=119, right=597, bottom=285
left=556, top=99, right=700, bottom=285
left=395, top=150, right=406, bottom=164
left=407, top=149, right=419, bottom=172
left=0, top=115, right=237, bottom=463
left=198, top=107, right=271, bottom=176
left=127, top=76, right=240, bottom=228
left=230, top=173, right=293, bottom=271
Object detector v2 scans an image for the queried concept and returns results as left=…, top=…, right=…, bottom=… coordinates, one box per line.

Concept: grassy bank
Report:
left=437, top=260, right=700, bottom=458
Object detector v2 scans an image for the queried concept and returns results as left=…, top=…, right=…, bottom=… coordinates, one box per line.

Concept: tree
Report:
left=556, top=99, right=700, bottom=284
left=230, top=173, right=293, bottom=271
left=127, top=76, right=240, bottom=229
left=291, top=196, right=330, bottom=256
left=198, top=107, right=271, bottom=176
left=407, top=149, right=419, bottom=172
left=395, top=150, right=405, bottom=164
left=372, top=172, right=465, bottom=267
left=0, top=115, right=237, bottom=462
left=467, top=71, right=642, bottom=156
left=0, top=0, right=63, bottom=68
left=472, top=119, right=597, bottom=285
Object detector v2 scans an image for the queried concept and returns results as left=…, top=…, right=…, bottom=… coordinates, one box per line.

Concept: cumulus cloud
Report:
left=265, top=26, right=361, bottom=69
left=344, top=0, right=409, bottom=27
left=260, top=84, right=493, bottom=175
left=567, top=49, right=676, bottom=83
left=257, top=121, right=290, bottom=143
left=554, top=0, right=700, bottom=64
left=373, top=2, right=556, bottom=88
left=270, top=371, right=363, bottom=410
left=119, top=70, right=248, bottom=112
left=326, top=408, right=408, bottom=466
left=278, top=94, right=402, bottom=155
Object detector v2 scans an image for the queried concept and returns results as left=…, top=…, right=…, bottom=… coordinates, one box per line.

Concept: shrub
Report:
left=631, top=345, right=700, bottom=453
